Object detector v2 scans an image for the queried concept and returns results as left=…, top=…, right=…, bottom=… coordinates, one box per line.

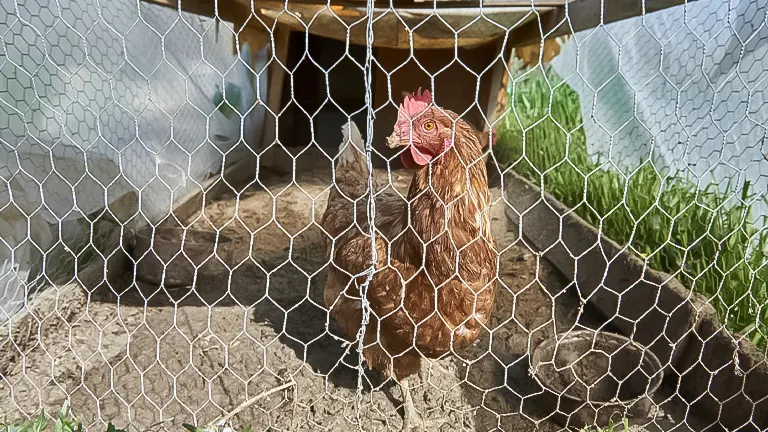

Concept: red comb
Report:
left=399, top=87, right=432, bottom=119
left=410, top=88, right=432, bottom=104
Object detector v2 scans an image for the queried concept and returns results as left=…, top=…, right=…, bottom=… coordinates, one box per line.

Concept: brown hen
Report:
left=321, top=89, right=497, bottom=431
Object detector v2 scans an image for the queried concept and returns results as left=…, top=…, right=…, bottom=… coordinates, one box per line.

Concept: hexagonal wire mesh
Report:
left=0, top=0, right=767, bottom=431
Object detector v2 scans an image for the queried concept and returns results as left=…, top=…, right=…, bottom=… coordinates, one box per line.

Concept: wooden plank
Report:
left=323, top=0, right=569, bottom=6
left=259, top=27, right=292, bottom=169
left=506, top=0, right=695, bottom=48
left=244, top=0, right=571, bottom=10
left=483, top=38, right=506, bottom=133
left=142, top=0, right=569, bottom=21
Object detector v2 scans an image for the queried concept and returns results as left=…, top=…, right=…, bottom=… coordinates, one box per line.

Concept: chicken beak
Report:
left=386, top=132, right=405, bottom=149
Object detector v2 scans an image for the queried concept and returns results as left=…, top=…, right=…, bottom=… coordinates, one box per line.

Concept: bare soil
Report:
left=0, top=166, right=597, bottom=431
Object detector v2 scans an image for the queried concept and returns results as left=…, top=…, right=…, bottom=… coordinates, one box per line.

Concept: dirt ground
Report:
left=0, top=165, right=676, bottom=431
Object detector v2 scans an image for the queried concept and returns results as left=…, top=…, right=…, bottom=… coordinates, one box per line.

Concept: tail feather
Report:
left=331, top=120, right=377, bottom=204
left=338, top=121, right=369, bottom=175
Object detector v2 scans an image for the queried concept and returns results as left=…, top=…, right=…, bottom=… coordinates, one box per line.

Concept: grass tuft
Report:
left=579, top=418, right=630, bottom=432
left=0, top=401, right=124, bottom=432
left=0, top=402, right=252, bottom=432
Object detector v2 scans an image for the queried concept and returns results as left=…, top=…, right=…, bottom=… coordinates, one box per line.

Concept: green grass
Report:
left=494, top=67, right=768, bottom=349
left=580, top=418, right=630, bottom=432
left=0, top=402, right=124, bottom=432
left=0, top=402, right=252, bottom=432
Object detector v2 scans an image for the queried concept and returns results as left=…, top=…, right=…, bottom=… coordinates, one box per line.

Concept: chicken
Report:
left=321, top=89, right=497, bottom=431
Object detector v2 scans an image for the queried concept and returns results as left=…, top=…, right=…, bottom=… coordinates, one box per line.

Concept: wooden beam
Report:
left=142, top=0, right=686, bottom=56
left=484, top=38, right=506, bottom=131
left=506, top=0, right=694, bottom=48
left=259, top=27, right=292, bottom=168
left=142, top=0, right=568, bottom=21
left=299, top=0, right=568, bottom=6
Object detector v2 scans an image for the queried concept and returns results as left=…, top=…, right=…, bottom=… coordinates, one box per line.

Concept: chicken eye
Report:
left=423, top=121, right=436, bottom=131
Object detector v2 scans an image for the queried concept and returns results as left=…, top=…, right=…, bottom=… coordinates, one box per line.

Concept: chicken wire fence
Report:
left=0, top=0, right=767, bottom=431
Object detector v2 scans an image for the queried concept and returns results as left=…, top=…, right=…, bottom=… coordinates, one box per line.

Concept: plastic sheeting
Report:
left=0, top=0, right=268, bottom=320
left=550, top=0, right=767, bottom=205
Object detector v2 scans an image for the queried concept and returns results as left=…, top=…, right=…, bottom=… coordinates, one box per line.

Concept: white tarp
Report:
left=550, top=0, right=768, bottom=207
left=0, top=0, right=268, bottom=321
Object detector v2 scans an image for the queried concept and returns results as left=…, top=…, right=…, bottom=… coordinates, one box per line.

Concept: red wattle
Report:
left=409, top=145, right=433, bottom=166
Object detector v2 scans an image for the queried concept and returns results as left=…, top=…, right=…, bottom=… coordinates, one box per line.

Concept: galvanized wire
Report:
left=0, top=0, right=766, bottom=431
